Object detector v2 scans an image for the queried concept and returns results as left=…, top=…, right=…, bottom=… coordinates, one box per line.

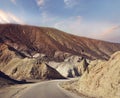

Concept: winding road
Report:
left=19, top=80, right=82, bottom=98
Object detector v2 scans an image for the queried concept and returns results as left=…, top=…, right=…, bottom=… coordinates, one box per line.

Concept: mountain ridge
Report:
left=0, top=24, right=120, bottom=61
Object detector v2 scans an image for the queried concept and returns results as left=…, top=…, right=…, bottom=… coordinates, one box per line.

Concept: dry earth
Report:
left=61, top=51, right=120, bottom=98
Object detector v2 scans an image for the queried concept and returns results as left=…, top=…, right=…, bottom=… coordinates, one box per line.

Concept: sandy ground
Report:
left=60, top=81, right=91, bottom=98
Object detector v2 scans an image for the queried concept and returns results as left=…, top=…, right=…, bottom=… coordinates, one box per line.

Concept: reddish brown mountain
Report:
left=0, top=24, right=120, bottom=61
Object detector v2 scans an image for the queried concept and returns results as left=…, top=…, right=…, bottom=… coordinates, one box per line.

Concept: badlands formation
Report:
left=0, top=24, right=120, bottom=80
left=0, top=24, right=120, bottom=98
left=62, top=51, right=120, bottom=98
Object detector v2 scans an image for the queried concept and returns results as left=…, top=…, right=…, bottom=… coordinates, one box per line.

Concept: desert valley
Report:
left=0, top=24, right=120, bottom=98
left=0, top=0, right=120, bottom=98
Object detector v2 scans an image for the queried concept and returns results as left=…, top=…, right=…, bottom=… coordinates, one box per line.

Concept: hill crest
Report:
left=0, top=24, right=120, bottom=61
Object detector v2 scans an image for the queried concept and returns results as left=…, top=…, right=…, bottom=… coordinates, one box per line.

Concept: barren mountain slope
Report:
left=0, top=44, right=65, bottom=80
left=62, top=51, right=120, bottom=98
left=0, top=24, right=120, bottom=61
left=1, top=24, right=120, bottom=79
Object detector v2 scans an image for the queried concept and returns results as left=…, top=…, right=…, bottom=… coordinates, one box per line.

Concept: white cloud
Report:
left=100, top=25, right=120, bottom=36
left=41, top=12, right=53, bottom=23
left=54, top=16, right=82, bottom=33
left=10, top=0, right=16, bottom=5
left=39, top=11, right=58, bottom=27
left=53, top=16, right=120, bottom=42
left=38, top=11, right=120, bottom=43
left=0, top=10, right=24, bottom=24
left=36, top=0, right=45, bottom=7
left=64, top=0, right=79, bottom=8
left=98, top=25, right=120, bottom=42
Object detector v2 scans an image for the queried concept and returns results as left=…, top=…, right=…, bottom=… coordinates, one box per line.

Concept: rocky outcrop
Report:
left=56, top=56, right=89, bottom=77
left=0, top=57, right=65, bottom=80
left=62, top=51, right=120, bottom=98
left=30, top=62, right=66, bottom=79
left=0, top=43, right=65, bottom=80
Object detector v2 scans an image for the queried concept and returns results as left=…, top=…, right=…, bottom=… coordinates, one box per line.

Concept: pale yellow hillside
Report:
left=62, top=51, right=120, bottom=98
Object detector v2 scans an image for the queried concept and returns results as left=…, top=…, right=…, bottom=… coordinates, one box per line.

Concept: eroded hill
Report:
left=62, top=51, right=120, bottom=98
left=0, top=24, right=120, bottom=61
left=0, top=24, right=120, bottom=80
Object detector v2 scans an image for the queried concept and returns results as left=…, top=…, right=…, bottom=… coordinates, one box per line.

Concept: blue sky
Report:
left=0, top=0, right=120, bottom=42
